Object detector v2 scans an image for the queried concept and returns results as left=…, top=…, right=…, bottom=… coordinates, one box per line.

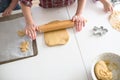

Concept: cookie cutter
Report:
left=111, top=0, right=120, bottom=6
left=92, top=26, right=108, bottom=36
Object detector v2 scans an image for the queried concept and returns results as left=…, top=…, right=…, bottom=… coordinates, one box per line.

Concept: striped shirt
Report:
left=20, top=0, right=75, bottom=8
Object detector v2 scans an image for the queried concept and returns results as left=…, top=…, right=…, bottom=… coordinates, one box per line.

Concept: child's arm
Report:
left=2, top=0, right=19, bottom=16
left=76, top=0, right=86, bottom=15
left=72, top=0, right=86, bottom=31
left=20, top=2, right=37, bottom=40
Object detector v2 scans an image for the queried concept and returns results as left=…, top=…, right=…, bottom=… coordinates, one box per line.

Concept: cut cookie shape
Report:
left=20, top=41, right=29, bottom=52
left=17, top=30, right=25, bottom=37
left=44, top=29, right=69, bottom=46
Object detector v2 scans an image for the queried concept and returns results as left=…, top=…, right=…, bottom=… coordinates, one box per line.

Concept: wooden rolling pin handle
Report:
left=38, top=20, right=74, bottom=33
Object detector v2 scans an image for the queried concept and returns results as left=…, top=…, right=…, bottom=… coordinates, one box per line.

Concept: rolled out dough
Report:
left=109, top=11, right=120, bottom=31
left=44, top=29, right=69, bottom=46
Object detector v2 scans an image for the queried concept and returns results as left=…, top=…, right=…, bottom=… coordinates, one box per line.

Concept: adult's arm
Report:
left=72, top=0, right=86, bottom=31
left=75, top=0, right=86, bottom=15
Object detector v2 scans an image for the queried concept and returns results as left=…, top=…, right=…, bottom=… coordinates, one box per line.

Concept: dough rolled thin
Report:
left=44, top=29, right=69, bottom=46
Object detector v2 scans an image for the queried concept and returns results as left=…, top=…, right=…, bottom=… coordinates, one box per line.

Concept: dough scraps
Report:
left=94, top=60, right=112, bottom=80
left=109, top=11, right=120, bottom=31
left=20, top=41, right=29, bottom=52
left=17, top=30, right=25, bottom=37
left=44, top=29, right=69, bottom=46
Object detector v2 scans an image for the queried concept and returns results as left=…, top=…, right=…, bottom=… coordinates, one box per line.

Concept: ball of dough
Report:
left=94, top=60, right=112, bottom=80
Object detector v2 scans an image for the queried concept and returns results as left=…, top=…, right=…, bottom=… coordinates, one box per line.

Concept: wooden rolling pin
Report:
left=38, top=20, right=74, bottom=32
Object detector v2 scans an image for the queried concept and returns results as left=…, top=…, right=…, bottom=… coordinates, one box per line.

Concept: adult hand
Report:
left=72, top=15, right=86, bottom=32
left=25, top=23, right=38, bottom=40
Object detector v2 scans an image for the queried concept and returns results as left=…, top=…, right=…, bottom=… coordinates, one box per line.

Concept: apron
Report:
left=0, top=0, right=20, bottom=13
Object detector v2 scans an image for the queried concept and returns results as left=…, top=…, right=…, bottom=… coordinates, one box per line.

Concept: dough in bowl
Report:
left=94, top=60, right=112, bottom=80
left=109, top=11, right=120, bottom=31
left=44, top=29, right=69, bottom=46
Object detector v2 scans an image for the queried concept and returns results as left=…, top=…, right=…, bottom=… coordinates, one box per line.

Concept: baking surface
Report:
left=0, top=17, right=34, bottom=64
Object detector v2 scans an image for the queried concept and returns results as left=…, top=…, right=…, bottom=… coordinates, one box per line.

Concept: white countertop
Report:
left=68, top=0, right=120, bottom=80
left=0, top=0, right=120, bottom=80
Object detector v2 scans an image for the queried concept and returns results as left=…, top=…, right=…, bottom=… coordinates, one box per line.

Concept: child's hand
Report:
left=25, top=23, right=38, bottom=40
left=72, top=15, right=86, bottom=32
left=2, top=7, right=12, bottom=16
left=102, top=0, right=113, bottom=12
